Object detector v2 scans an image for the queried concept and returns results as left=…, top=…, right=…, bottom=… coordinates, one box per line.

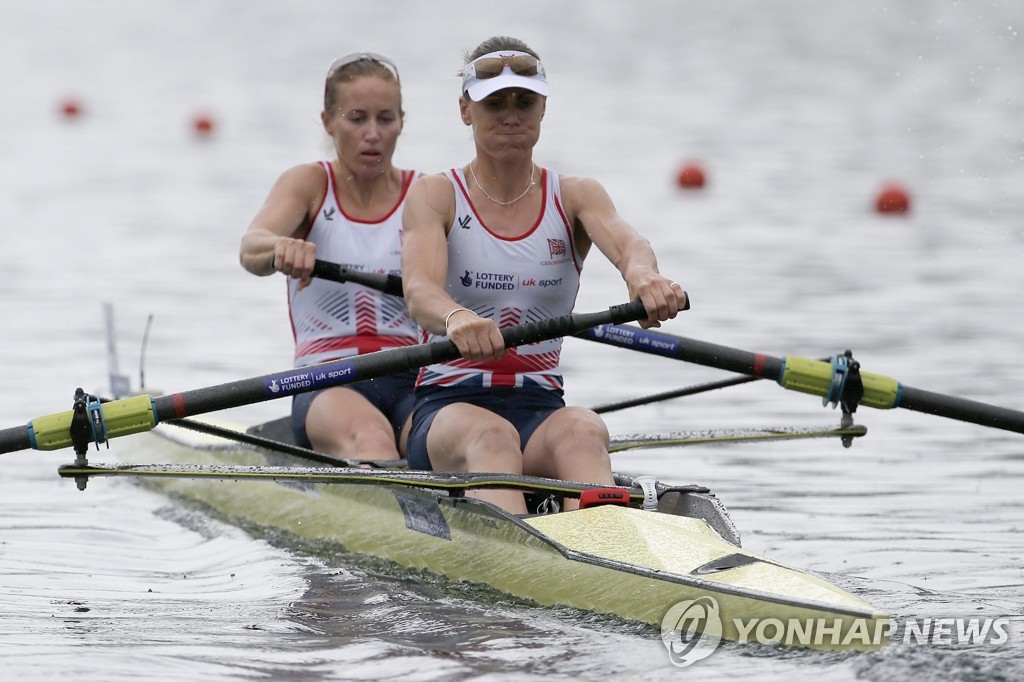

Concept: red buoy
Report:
left=676, top=163, right=706, bottom=189
left=192, top=113, right=216, bottom=137
left=875, top=183, right=911, bottom=214
left=59, top=97, right=83, bottom=119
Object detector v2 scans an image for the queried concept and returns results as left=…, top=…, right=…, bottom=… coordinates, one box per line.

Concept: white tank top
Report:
left=417, top=167, right=583, bottom=390
left=289, top=162, right=419, bottom=367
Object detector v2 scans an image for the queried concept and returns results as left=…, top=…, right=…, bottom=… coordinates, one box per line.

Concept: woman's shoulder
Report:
left=273, top=161, right=331, bottom=189
left=410, top=170, right=456, bottom=193
left=288, top=160, right=331, bottom=178
left=553, top=173, right=609, bottom=205
left=412, top=168, right=457, bottom=179
left=405, top=171, right=457, bottom=224
left=553, top=171, right=600, bottom=188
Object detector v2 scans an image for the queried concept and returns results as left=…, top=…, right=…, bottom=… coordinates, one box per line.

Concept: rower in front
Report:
left=400, top=36, right=687, bottom=513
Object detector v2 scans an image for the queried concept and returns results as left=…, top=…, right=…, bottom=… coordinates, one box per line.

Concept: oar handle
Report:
left=501, top=300, right=647, bottom=347
left=0, top=301, right=648, bottom=455
left=312, top=259, right=404, bottom=297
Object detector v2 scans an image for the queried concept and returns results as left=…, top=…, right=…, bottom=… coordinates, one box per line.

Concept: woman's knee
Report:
left=305, top=390, right=398, bottom=457
left=555, top=407, right=610, bottom=449
left=468, top=417, right=521, bottom=450
left=523, top=407, right=611, bottom=481
left=430, top=409, right=521, bottom=470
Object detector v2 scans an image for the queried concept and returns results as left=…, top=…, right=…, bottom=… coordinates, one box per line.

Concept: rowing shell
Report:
left=64, top=419, right=889, bottom=650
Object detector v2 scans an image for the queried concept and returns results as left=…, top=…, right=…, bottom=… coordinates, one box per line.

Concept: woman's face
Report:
left=461, top=88, right=545, bottom=160
left=322, top=76, right=403, bottom=176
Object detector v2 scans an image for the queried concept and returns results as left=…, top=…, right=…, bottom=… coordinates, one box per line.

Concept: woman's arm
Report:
left=563, top=175, right=687, bottom=328
left=401, top=174, right=505, bottom=360
left=240, top=163, right=325, bottom=287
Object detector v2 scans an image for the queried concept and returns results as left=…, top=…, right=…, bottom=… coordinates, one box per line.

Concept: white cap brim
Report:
left=464, top=72, right=550, bottom=101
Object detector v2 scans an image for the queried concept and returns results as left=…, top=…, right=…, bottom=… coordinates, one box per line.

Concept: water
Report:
left=2, top=0, right=1023, bottom=679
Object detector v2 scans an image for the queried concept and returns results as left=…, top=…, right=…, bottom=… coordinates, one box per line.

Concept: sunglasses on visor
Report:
left=463, top=53, right=544, bottom=80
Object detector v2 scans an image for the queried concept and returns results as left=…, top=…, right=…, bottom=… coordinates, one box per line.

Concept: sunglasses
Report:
left=463, top=52, right=545, bottom=81
left=327, top=51, right=400, bottom=81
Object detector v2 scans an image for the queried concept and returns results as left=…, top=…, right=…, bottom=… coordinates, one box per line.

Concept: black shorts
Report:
left=406, top=385, right=566, bottom=470
left=290, top=370, right=418, bottom=449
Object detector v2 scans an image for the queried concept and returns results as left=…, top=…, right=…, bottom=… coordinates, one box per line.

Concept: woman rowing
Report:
left=240, top=52, right=419, bottom=461
left=400, top=36, right=687, bottom=513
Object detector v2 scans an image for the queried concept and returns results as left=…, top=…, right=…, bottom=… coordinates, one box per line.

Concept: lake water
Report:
left=1, top=1, right=1022, bottom=679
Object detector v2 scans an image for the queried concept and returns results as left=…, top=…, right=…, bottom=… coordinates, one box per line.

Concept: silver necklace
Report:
left=469, top=162, right=535, bottom=206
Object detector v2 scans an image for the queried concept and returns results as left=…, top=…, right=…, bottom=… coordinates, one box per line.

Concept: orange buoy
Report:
left=59, top=97, right=83, bottom=119
left=875, top=183, right=911, bottom=214
left=192, top=113, right=216, bottom=137
left=676, top=163, right=706, bottom=189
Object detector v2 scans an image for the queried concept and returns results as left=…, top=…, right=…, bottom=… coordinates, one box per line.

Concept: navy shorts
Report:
left=290, top=370, right=418, bottom=449
left=406, top=385, right=566, bottom=471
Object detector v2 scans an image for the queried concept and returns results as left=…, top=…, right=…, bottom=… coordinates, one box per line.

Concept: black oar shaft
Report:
left=1, top=429, right=31, bottom=453
left=592, top=375, right=756, bottom=414
left=313, top=259, right=1024, bottom=436
left=1, top=301, right=646, bottom=454
left=153, top=341, right=445, bottom=421
left=155, top=302, right=642, bottom=421
left=898, top=385, right=1024, bottom=433
left=578, top=326, right=785, bottom=379
left=580, top=325, right=1024, bottom=436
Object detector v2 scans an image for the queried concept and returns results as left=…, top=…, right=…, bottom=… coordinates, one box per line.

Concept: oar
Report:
left=312, top=260, right=404, bottom=297
left=591, top=375, right=755, bottom=414
left=161, top=416, right=367, bottom=468
left=310, top=259, right=690, bottom=313
left=590, top=355, right=836, bottom=415
left=0, top=301, right=647, bottom=456
left=578, top=326, right=1024, bottom=435
left=309, top=258, right=697, bottom=413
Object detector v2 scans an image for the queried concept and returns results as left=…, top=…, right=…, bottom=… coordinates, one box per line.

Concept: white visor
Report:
left=462, top=51, right=549, bottom=101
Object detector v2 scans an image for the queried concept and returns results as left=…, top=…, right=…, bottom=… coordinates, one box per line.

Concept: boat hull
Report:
left=111, top=422, right=889, bottom=650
